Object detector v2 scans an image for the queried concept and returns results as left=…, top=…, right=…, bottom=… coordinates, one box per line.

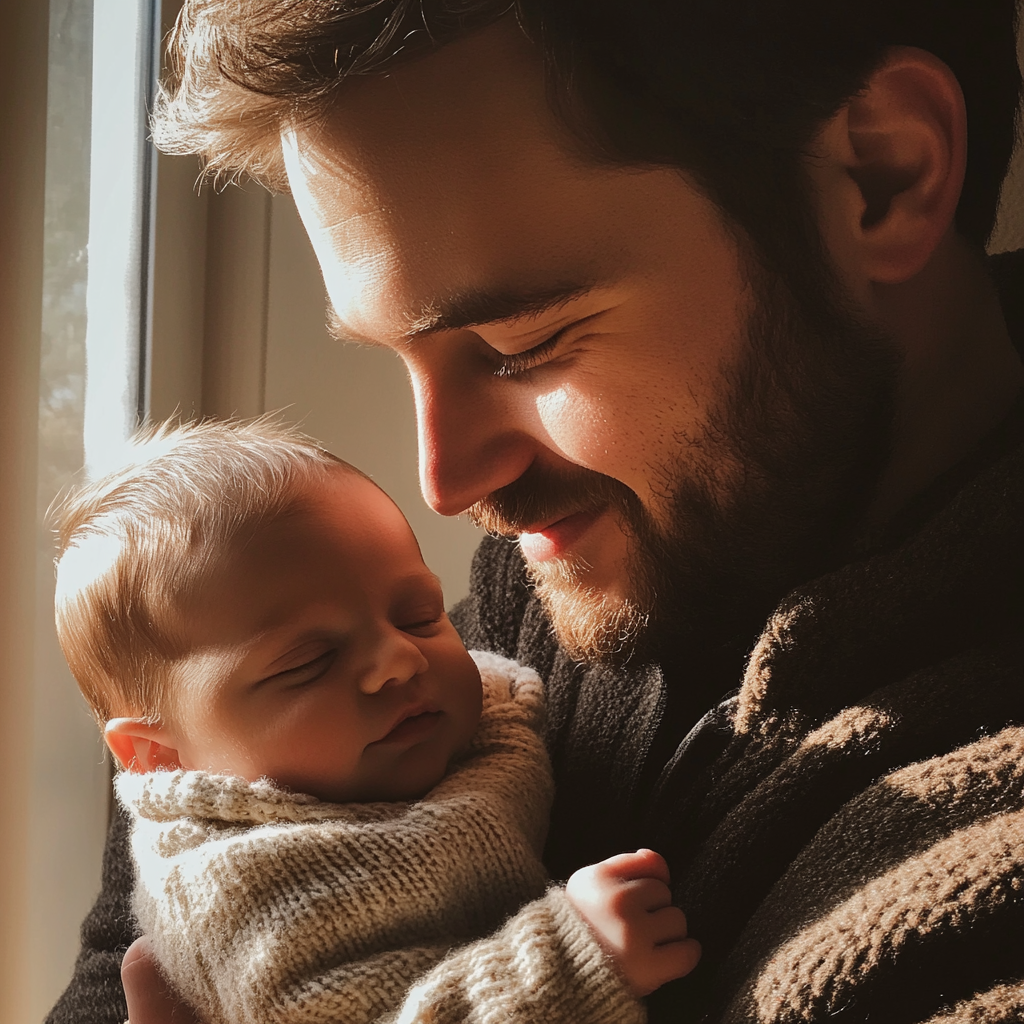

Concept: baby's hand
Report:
left=566, top=848, right=701, bottom=997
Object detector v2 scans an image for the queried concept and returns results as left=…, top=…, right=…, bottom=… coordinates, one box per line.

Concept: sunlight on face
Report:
left=283, top=21, right=899, bottom=661
left=283, top=22, right=746, bottom=647
left=166, top=470, right=482, bottom=803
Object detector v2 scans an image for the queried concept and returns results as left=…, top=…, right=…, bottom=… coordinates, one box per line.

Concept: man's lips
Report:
left=370, top=706, right=443, bottom=746
left=518, top=509, right=603, bottom=562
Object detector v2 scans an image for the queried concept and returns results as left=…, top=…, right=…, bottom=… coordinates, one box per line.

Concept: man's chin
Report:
left=526, top=555, right=651, bottom=665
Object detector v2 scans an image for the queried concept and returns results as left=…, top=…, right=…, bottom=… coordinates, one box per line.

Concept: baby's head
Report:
left=54, top=418, right=481, bottom=803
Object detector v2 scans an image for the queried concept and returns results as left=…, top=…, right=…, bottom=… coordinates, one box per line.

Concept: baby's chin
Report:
left=308, top=752, right=458, bottom=805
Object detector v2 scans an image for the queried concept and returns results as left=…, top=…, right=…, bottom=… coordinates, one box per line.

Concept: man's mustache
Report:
left=467, top=461, right=635, bottom=538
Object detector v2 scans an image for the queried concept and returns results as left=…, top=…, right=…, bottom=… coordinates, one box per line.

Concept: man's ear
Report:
left=808, top=46, right=967, bottom=286
left=104, top=718, right=183, bottom=773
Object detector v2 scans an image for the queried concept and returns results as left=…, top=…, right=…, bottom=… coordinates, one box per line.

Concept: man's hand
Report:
left=566, top=849, right=701, bottom=997
left=122, top=937, right=202, bottom=1024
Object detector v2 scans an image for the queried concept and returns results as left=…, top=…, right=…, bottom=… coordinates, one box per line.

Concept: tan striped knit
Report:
left=117, top=651, right=645, bottom=1024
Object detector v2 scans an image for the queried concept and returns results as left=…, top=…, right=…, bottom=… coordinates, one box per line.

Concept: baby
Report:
left=53, top=418, right=699, bottom=1024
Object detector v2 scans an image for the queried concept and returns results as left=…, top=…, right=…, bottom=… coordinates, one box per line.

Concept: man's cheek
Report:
left=533, top=385, right=640, bottom=483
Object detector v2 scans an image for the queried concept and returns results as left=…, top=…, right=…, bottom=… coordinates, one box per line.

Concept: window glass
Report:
left=31, top=0, right=158, bottom=1011
left=38, top=0, right=90, bottom=508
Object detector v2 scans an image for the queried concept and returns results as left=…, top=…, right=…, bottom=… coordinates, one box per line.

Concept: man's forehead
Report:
left=286, top=125, right=617, bottom=344
left=281, top=18, right=728, bottom=347
left=281, top=22, right=612, bottom=252
left=287, top=20, right=559, bottom=189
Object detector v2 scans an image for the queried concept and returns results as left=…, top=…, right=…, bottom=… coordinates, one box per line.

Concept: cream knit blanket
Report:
left=117, top=651, right=644, bottom=1024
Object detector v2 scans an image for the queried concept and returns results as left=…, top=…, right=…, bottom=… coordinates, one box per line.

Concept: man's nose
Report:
left=409, top=362, right=536, bottom=516
left=357, top=631, right=429, bottom=695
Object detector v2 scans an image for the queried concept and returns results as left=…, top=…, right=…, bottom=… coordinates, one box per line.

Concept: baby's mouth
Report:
left=372, top=707, right=443, bottom=746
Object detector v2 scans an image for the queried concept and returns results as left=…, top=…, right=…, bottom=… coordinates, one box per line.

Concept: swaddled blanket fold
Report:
left=117, top=650, right=644, bottom=1024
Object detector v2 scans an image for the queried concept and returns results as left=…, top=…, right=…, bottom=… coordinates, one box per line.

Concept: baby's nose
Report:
left=358, top=633, right=429, bottom=694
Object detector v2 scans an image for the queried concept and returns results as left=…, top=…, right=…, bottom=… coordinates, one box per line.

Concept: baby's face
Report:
left=167, top=470, right=482, bottom=803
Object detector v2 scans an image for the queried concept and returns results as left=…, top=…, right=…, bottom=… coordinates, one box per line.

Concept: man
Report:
left=49, top=1, right=1024, bottom=1022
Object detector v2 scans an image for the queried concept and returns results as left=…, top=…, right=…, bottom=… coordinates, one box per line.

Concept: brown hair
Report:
left=152, top=0, right=508, bottom=187
left=151, top=0, right=1020, bottom=248
left=53, top=417, right=353, bottom=725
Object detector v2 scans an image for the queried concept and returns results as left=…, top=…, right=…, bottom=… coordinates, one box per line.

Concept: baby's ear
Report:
left=104, top=719, right=183, bottom=773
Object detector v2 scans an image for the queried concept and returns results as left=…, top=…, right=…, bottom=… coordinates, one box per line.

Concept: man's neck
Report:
left=866, top=233, right=1024, bottom=528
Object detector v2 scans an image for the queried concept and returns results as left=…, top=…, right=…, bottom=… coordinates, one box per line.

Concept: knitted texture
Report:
left=722, top=731, right=1024, bottom=1023
left=117, top=652, right=642, bottom=1024
left=393, top=887, right=645, bottom=1024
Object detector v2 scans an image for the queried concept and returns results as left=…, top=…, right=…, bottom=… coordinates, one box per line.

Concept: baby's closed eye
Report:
left=260, top=647, right=339, bottom=688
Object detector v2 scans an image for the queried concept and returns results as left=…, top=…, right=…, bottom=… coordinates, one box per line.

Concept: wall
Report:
left=989, top=6, right=1024, bottom=254
left=0, top=0, right=48, bottom=1020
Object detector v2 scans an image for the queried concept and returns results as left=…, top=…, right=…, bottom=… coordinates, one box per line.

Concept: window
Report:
left=28, top=0, right=160, bottom=1013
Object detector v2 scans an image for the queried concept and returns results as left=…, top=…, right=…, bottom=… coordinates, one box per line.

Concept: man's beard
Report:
left=469, top=246, right=900, bottom=666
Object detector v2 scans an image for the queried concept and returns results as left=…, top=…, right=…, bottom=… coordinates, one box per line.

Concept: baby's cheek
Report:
left=449, top=654, right=484, bottom=749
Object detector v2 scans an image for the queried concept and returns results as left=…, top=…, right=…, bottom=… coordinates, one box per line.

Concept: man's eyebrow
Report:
left=404, top=282, right=597, bottom=338
left=325, top=282, right=597, bottom=347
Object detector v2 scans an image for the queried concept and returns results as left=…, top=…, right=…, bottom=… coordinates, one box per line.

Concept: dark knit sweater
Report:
left=48, top=252, right=1024, bottom=1024
left=453, top=418, right=1024, bottom=1024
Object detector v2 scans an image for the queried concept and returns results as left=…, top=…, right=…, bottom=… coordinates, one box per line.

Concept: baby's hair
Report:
left=53, top=416, right=361, bottom=726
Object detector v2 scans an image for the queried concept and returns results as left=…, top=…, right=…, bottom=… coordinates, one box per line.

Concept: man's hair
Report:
left=152, top=0, right=1021, bottom=253
left=53, top=417, right=353, bottom=725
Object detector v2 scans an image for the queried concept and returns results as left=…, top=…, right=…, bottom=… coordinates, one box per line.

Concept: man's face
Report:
left=285, top=20, right=896, bottom=660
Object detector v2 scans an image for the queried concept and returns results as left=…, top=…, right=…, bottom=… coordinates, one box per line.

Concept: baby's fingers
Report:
left=648, top=904, right=690, bottom=945
left=632, top=937, right=703, bottom=998
left=654, top=938, right=703, bottom=983
left=595, top=848, right=671, bottom=885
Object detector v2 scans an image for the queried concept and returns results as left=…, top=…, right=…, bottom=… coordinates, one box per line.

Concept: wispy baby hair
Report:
left=53, top=416, right=355, bottom=725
